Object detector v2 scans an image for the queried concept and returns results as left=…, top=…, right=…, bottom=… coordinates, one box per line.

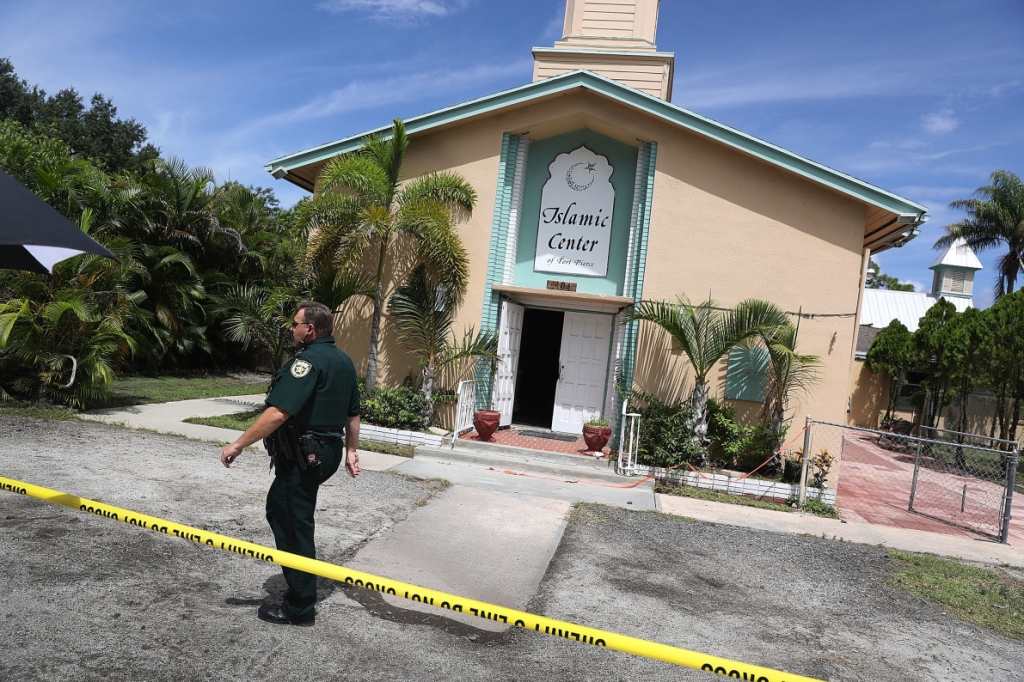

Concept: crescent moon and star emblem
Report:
left=565, top=161, right=597, bottom=192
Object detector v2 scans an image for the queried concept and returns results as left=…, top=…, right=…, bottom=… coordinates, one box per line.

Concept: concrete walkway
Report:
left=81, top=396, right=1024, bottom=569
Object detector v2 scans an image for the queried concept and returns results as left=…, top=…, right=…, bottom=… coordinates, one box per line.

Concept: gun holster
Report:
left=264, top=420, right=322, bottom=471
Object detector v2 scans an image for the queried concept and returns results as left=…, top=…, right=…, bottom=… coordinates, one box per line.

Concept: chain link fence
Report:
left=810, top=420, right=1019, bottom=543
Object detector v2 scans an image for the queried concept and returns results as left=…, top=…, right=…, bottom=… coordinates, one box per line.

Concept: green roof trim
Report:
left=266, top=70, right=926, bottom=218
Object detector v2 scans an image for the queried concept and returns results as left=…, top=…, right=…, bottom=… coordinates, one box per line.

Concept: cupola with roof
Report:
left=929, top=237, right=983, bottom=300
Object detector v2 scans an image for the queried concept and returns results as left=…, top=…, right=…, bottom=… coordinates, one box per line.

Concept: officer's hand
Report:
left=345, top=449, right=361, bottom=478
left=221, top=442, right=243, bottom=468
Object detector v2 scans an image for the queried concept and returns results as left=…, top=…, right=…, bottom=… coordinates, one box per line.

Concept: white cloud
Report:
left=227, top=59, right=532, bottom=141
left=921, top=109, right=960, bottom=134
left=316, top=0, right=471, bottom=22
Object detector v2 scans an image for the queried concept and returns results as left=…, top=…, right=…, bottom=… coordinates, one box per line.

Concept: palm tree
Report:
left=935, top=170, right=1024, bottom=299
left=626, top=296, right=789, bottom=457
left=759, top=323, right=821, bottom=438
left=300, top=118, right=477, bottom=392
left=387, top=264, right=498, bottom=423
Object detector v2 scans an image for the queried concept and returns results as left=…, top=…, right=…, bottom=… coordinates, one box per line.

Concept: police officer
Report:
left=220, top=301, right=361, bottom=627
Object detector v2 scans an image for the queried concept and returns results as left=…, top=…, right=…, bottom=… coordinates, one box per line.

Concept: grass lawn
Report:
left=654, top=481, right=841, bottom=518
left=184, top=409, right=415, bottom=458
left=0, top=402, right=80, bottom=421
left=94, top=374, right=270, bottom=408
left=889, top=550, right=1024, bottom=640
left=655, top=482, right=792, bottom=513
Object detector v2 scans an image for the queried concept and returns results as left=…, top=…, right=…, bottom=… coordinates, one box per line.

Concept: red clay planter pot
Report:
left=582, top=424, right=612, bottom=454
left=472, top=409, right=501, bottom=442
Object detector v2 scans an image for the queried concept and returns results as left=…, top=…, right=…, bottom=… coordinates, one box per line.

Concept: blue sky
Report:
left=2, top=0, right=1022, bottom=306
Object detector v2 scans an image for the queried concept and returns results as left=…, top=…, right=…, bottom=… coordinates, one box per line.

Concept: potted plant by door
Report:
left=582, top=417, right=612, bottom=456
left=472, top=409, right=501, bottom=442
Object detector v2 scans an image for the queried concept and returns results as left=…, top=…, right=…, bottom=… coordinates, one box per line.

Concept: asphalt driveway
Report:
left=2, top=415, right=1023, bottom=681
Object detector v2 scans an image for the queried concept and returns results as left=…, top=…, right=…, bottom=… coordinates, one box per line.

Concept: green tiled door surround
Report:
left=476, top=129, right=658, bottom=440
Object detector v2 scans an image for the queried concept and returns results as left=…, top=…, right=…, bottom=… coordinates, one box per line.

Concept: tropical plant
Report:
left=759, top=323, right=821, bottom=438
left=300, top=118, right=477, bottom=392
left=387, top=264, right=498, bottom=422
left=706, top=398, right=785, bottom=472
left=359, top=381, right=432, bottom=431
left=626, top=296, right=789, bottom=459
left=935, top=170, right=1024, bottom=299
left=865, top=319, right=914, bottom=428
left=0, top=245, right=140, bottom=408
left=630, top=392, right=704, bottom=467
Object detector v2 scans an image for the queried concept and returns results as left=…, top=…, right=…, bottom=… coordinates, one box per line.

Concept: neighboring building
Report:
left=847, top=238, right=982, bottom=428
left=267, top=0, right=928, bottom=446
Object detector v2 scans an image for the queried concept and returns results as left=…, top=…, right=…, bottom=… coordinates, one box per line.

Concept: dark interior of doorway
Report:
left=512, top=308, right=564, bottom=428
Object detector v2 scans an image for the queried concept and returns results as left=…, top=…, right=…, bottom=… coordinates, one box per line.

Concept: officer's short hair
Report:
left=297, top=301, right=334, bottom=337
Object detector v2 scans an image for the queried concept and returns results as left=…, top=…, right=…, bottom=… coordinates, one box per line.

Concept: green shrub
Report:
left=632, top=393, right=704, bottom=468
left=707, top=397, right=785, bottom=473
left=801, top=498, right=840, bottom=518
left=359, top=381, right=431, bottom=431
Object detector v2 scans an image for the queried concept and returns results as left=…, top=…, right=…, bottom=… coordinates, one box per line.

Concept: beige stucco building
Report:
left=267, top=0, right=928, bottom=445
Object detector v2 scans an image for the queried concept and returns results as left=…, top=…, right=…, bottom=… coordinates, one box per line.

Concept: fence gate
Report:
left=811, top=420, right=1020, bottom=543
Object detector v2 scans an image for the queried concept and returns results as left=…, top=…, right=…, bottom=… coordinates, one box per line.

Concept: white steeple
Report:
left=532, top=0, right=675, bottom=100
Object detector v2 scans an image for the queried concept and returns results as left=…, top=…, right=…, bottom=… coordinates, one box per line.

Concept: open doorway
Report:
left=511, top=308, right=564, bottom=428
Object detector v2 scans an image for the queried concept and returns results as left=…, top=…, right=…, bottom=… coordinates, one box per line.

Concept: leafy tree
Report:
left=936, top=170, right=1024, bottom=299
left=299, top=118, right=477, bottom=392
left=985, top=290, right=1024, bottom=446
left=867, top=258, right=915, bottom=291
left=0, top=58, right=158, bottom=173
left=945, top=308, right=991, bottom=439
left=625, top=296, right=789, bottom=460
left=865, top=319, right=914, bottom=427
left=911, top=298, right=959, bottom=429
left=387, top=264, right=498, bottom=422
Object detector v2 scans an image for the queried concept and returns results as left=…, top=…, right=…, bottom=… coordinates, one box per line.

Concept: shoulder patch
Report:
left=290, top=359, right=313, bottom=378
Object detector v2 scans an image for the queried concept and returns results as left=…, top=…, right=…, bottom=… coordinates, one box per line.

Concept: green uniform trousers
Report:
left=265, top=438, right=343, bottom=620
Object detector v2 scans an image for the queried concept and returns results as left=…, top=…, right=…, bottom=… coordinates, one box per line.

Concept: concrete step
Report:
left=413, top=440, right=642, bottom=486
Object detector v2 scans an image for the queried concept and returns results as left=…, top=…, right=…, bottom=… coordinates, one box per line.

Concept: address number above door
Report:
left=534, top=145, right=615, bottom=278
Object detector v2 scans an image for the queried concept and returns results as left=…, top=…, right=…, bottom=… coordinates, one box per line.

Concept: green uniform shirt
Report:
left=266, top=336, right=360, bottom=439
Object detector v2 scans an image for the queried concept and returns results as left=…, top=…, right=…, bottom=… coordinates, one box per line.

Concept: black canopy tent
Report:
left=0, top=168, right=115, bottom=273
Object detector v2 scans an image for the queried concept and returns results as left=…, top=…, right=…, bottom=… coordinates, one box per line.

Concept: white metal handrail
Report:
left=617, top=398, right=641, bottom=475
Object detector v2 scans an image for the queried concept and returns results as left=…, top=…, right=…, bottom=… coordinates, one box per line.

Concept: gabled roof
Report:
left=266, top=70, right=928, bottom=220
left=929, top=237, right=984, bottom=270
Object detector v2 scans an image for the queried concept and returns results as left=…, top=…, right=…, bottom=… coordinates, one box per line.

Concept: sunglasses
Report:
left=290, top=321, right=312, bottom=329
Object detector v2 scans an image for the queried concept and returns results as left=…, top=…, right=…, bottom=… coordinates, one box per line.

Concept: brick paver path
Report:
left=835, top=429, right=1024, bottom=546
left=460, top=427, right=611, bottom=458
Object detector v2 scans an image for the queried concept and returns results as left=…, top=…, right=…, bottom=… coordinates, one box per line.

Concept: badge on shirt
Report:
left=290, top=359, right=313, bottom=378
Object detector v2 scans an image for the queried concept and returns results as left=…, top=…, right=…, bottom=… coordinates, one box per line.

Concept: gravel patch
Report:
left=524, top=504, right=1024, bottom=681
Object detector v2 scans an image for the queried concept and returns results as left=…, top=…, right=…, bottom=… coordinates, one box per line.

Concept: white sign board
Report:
left=534, top=146, right=615, bottom=277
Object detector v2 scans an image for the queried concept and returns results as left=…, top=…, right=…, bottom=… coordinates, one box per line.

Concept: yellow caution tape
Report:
left=1, top=476, right=823, bottom=682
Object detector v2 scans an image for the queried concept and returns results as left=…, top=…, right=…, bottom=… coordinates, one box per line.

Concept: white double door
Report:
left=550, top=311, right=612, bottom=433
left=492, top=302, right=612, bottom=433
